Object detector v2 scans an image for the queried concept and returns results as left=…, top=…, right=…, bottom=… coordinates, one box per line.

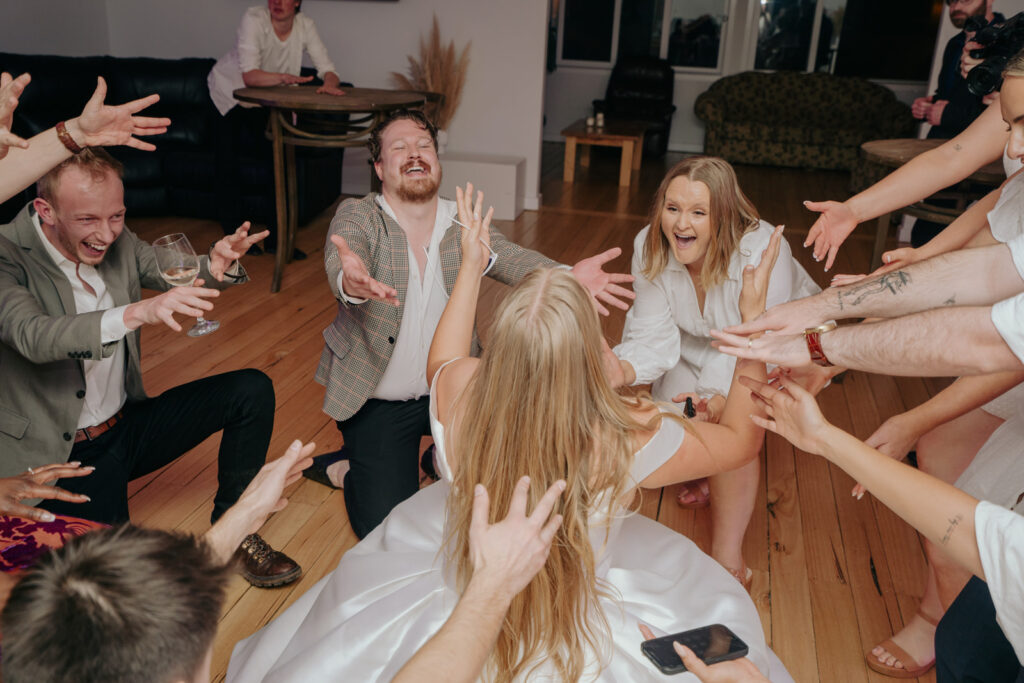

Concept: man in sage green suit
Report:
left=0, top=148, right=299, bottom=587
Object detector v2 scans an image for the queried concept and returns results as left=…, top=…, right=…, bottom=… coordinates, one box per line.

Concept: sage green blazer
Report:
left=0, top=204, right=244, bottom=477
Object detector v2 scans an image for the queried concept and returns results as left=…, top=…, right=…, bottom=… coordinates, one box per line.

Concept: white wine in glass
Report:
left=152, top=233, right=220, bottom=337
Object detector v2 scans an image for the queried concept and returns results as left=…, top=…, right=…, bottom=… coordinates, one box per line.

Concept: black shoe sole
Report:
left=238, top=565, right=303, bottom=588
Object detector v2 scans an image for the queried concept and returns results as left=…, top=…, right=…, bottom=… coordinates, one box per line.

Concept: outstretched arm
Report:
left=203, top=440, right=315, bottom=564
left=713, top=303, right=1022, bottom=376
left=742, top=375, right=984, bottom=579
left=427, top=184, right=492, bottom=385
left=803, top=99, right=1007, bottom=270
left=392, top=477, right=564, bottom=683
left=569, top=248, right=635, bottom=316
left=0, top=463, right=94, bottom=523
left=867, top=182, right=1002, bottom=276
left=725, top=239, right=1024, bottom=337
left=0, top=72, right=30, bottom=161
left=0, top=75, right=170, bottom=203
left=851, top=370, right=1024, bottom=497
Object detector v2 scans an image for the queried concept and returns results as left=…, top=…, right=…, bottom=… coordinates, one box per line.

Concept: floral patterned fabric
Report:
left=694, top=71, right=915, bottom=171
left=0, top=514, right=105, bottom=572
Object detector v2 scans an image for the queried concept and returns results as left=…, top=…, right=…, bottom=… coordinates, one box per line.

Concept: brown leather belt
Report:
left=74, top=411, right=124, bottom=443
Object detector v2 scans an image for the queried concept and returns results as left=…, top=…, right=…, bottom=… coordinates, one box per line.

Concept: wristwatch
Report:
left=803, top=322, right=837, bottom=367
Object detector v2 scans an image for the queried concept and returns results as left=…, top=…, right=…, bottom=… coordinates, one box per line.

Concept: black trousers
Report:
left=337, top=397, right=430, bottom=539
left=936, top=576, right=1024, bottom=682
left=40, top=370, right=275, bottom=525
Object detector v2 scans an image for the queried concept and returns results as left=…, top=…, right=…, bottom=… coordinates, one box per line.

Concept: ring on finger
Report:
left=747, top=338, right=753, bottom=349
left=27, top=467, right=34, bottom=475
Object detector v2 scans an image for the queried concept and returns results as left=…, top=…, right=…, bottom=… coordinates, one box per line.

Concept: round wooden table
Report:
left=859, top=138, right=1005, bottom=270
left=234, top=86, right=430, bottom=292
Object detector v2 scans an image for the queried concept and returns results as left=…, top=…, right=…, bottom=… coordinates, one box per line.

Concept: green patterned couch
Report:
left=694, top=71, right=915, bottom=171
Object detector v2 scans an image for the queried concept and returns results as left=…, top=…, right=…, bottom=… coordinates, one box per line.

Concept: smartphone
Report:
left=684, top=397, right=696, bottom=418
left=641, top=624, right=749, bottom=675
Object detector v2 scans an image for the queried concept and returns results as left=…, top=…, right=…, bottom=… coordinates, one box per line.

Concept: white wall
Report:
left=0, top=0, right=110, bottom=55
left=104, top=0, right=548, bottom=210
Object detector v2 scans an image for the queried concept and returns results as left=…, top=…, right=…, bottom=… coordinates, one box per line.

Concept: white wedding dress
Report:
left=228, top=372, right=792, bottom=682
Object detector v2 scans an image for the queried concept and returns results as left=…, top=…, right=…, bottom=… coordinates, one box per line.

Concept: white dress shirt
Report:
left=975, top=501, right=1024, bottom=662
left=614, top=220, right=819, bottom=401
left=336, top=197, right=455, bottom=401
left=33, top=213, right=129, bottom=428
left=207, top=6, right=338, bottom=115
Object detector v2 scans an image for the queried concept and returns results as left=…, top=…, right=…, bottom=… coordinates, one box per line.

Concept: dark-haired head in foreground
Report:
left=2, top=525, right=231, bottom=683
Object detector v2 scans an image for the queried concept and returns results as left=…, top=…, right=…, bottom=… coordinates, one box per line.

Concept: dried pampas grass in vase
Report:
left=389, top=15, right=470, bottom=152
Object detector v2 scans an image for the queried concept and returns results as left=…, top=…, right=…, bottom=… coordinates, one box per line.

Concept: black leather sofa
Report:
left=593, top=56, right=677, bottom=159
left=0, top=52, right=345, bottom=230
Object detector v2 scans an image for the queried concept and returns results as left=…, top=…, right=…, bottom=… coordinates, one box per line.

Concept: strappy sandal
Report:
left=676, top=478, right=711, bottom=509
left=726, top=565, right=753, bottom=593
left=864, top=612, right=939, bottom=678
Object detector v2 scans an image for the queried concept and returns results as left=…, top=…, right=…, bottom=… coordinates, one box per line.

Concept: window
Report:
left=556, top=0, right=940, bottom=79
left=666, top=0, right=728, bottom=69
left=561, top=0, right=616, bottom=63
left=755, top=0, right=818, bottom=71
left=558, top=0, right=728, bottom=70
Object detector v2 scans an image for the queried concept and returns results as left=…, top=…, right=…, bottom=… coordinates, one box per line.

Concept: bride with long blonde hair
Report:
left=227, top=183, right=791, bottom=682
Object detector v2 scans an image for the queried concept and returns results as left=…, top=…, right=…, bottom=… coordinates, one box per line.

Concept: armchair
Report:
left=593, top=56, right=677, bottom=159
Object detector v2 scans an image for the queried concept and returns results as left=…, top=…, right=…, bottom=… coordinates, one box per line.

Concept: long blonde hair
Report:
left=642, top=156, right=760, bottom=290
left=446, top=269, right=651, bottom=682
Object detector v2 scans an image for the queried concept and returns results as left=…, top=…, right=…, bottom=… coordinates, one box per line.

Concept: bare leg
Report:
left=708, top=456, right=759, bottom=579
left=870, top=408, right=1002, bottom=669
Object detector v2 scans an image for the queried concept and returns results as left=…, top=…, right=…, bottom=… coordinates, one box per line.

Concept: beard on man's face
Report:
left=392, top=161, right=442, bottom=203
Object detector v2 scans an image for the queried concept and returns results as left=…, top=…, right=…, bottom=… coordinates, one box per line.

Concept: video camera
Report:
left=965, top=12, right=1024, bottom=96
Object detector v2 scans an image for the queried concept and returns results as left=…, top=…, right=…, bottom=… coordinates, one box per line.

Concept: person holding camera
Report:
left=914, top=0, right=999, bottom=140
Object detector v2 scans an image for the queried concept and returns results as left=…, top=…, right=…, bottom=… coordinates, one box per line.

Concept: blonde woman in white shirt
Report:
left=207, top=0, right=344, bottom=255
left=613, top=156, right=819, bottom=586
left=208, top=0, right=343, bottom=117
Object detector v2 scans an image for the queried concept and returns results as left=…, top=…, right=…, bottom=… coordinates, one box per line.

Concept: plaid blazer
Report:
left=317, top=193, right=555, bottom=421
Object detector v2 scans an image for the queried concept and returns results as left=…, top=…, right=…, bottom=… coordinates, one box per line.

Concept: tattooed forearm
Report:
left=941, top=513, right=963, bottom=545
left=835, top=271, right=912, bottom=310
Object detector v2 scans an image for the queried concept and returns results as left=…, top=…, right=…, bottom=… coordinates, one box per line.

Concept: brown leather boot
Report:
left=233, top=533, right=302, bottom=588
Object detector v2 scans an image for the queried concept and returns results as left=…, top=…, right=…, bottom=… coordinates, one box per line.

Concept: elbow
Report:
left=241, top=71, right=259, bottom=87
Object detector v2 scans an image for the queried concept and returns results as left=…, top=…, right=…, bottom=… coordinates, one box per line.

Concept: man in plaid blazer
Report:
left=311, top=109, right=633, bottom=538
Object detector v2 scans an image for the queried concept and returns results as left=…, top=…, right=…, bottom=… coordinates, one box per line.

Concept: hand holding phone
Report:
left=684, top=397, right=696, bottom=418
left=641, top=624, right=749, bottom=675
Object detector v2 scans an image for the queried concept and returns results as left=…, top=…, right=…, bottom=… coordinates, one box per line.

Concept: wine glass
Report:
left=153, top=233, right=220, bottom=337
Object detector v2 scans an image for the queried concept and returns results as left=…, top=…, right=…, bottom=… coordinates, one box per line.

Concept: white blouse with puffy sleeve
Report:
left=207, top=6, right=338, bottom=116
left=614, top=220, right=819, bottom=401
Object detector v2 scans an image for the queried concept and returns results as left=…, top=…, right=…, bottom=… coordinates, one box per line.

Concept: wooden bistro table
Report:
left=234, top=86, right=428, bottom=292
left=560, top=118, right=648, bottom=187
left=860, top=138, right=1004, bottom=270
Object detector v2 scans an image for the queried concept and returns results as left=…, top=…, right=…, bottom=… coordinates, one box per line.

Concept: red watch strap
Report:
left=805, top=330, right=833, bottom=367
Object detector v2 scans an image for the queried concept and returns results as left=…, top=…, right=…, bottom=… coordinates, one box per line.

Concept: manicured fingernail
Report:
left=84, top=496, right=91, bottom=502
left=558, top=480, right=567, bottom=491
left=40, top=512, right=55, bottom=522
left=474, top=484, right=484, bottom=496
left=83, top=466, right=96, bottom=471
left=857, top=491, right=864, bottom=500
left=70, top=461, right=81, bottom=466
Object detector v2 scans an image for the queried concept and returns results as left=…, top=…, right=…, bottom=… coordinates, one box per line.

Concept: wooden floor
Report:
left=126, top=144, right=950, bottom=682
